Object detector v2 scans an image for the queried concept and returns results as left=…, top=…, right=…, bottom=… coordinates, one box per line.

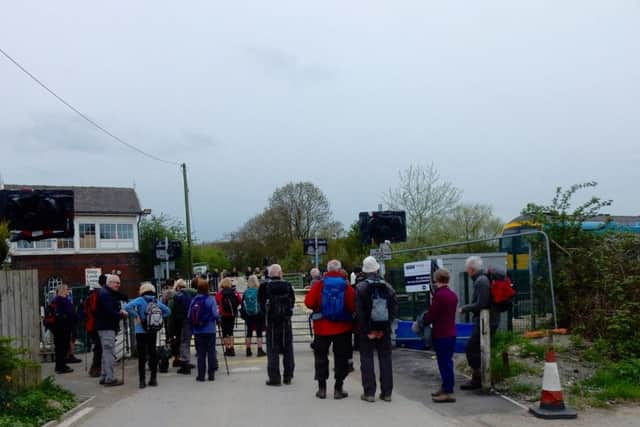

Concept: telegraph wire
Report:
left=0, top=47, right=180, bottom=166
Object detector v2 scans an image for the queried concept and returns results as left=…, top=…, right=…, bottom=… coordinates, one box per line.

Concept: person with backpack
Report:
left=356, top=256, right=398, bottom=403
left=124, top=282, right=171, bottom=389
left=173, top=279, right=197, bottom=374
left=459, top=256, right=499, bottom=390
left=305, top=259, right=356, bottom=400
left=47, top=284, right=78, bottom=374
left=95, top=274, right=129, bottom=387
left=216, top=278, right=242, bottom=356
left=242, top=275, right=266, bottom=357
left=259, top=264, right=295, bottom=386
left=83, top=281, right=103, bottom=377
left=423, top=269, right=459, bottom=403
left=188, top=278, right=220, bottom=382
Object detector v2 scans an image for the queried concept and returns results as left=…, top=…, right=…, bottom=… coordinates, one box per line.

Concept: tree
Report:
left=269, top=182, right=340, bottom=241
left=138, top=214, right=188, bottom=279
left=192, top=244, right=230, bottom=272
left=383, top=163, right=461, bottom=244
left=430, top=204, right=503, bottom=251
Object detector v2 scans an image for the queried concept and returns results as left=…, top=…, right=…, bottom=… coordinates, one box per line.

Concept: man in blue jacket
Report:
left=95, top=274, right=129, bottom=386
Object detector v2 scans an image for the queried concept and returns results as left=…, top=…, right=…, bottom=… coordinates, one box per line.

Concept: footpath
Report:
left=44, top=344, right=639, bottom=427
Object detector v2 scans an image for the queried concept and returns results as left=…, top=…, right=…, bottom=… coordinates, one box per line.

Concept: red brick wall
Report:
left=11, top=253, right=142, bottom=300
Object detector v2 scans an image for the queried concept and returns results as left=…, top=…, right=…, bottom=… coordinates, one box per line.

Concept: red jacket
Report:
left=305, top=271, right=356, bottom=336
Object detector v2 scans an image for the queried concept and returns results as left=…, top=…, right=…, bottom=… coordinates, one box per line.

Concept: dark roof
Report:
left=4, top=184, right=142, bottom=215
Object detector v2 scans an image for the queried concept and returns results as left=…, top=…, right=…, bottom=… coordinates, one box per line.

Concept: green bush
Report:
left=0, top=337, right=29, bottom=390
left=0, top=377, right=76, bottom=427
left=580, top=359, right=640, bottom=404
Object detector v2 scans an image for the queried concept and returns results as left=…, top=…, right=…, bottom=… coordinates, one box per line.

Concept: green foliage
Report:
left=0, top=377, right=76, bottom=427
left=522, top=182, right=640, bottom=360
left=139, top=214, right=188, bottom=278
left=0, top=221, right=8, bottom=264
left=0, top=337, right=29, bottom=390
left=192, top=244, right=230, bottom=272
left=574, top=359, right=640, bottom=404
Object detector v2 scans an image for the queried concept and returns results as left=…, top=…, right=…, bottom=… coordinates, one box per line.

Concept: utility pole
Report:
left=181, top=163, right=193, bottom=277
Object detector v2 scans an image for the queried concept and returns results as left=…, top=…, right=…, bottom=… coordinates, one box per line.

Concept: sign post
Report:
left=403, top=260, right=432, bottom=293
left=304, top=236, right=328, bottom=269
left=85, top=268, right=102, bottom=287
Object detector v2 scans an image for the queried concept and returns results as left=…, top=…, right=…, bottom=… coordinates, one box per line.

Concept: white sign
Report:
left=85, top=268, right=102, bottom=287
left=404, top=260, right=431, bottom=293
left=370, top=243, right=392, bottom=261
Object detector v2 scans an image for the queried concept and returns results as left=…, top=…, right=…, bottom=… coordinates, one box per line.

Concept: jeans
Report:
left=266, top=320, right=294, bottom=382
left=313, top=333, right=352, bottom=384
left=359, top=333, right=393, bottom=397
left=98, top=330, right=116, bottom=381
left=433, top=336, right=456, bottom=393
left=194, top=333, right=216, bottom=379
left=136, top=333, right=158, bottom=381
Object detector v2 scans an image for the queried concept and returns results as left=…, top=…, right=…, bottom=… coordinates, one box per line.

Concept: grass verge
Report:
left=0, top=376, right=77, bottom=427
left=570, top=359, right=640, bottom=407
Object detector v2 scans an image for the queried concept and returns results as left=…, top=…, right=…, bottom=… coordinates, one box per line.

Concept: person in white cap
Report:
left=356, top=256, right=398, bottom=403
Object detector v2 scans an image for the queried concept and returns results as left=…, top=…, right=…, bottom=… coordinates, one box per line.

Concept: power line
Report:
left=0, top=47, right=180, bottom=166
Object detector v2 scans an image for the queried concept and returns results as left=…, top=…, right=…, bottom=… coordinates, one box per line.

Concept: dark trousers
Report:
left=433, top=336, right=456, bottom=393
left=53, top=329, right=71, bottom=371
left=313, top=333, right=352, bottom=384
left=466, top=322, right=497, bottom=370
left=194, top=333, right=216, bottom=379
left=359, top=333, right=393, bottom=397
left=136, top=333, right=158, bottom=381
left=89, top=330, right=102, bottom=371
left=170, top=319, right=182, bottom=358
left=266, top=321, right=294, bottom=382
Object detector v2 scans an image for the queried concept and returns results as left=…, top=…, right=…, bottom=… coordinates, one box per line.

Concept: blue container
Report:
left=394, top=320, right=426, bottom=349
left=454, top=322, right=474, bottom=353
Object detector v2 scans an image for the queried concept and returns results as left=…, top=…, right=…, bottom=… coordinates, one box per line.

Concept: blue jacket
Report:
left=124, top=295, right=171, bottom=334
left=187, top=294, right=219, bottom=334
left=96, top=286, right=124, bottom=332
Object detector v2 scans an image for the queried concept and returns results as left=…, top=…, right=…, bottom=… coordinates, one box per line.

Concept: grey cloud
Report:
left=245, top=45, right=335, bottom=84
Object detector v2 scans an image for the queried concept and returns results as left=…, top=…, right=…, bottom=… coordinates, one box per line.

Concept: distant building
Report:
left=7, top=185, right=146, bottom=299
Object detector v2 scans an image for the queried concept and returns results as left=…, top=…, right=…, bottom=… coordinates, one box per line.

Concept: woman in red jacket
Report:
left=215, top=278, right=242, bottom=356
left=424, top=269, right=459, bottom=403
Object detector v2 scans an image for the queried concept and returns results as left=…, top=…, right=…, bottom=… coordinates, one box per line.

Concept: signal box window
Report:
left=100, top=223, right=133, bottom=240
left=100, top=224, right=117, bottom=239
left=80, top=224, right=96, bottom=248
left=57, top=238, right=74, bottom=249
left=117, top=224, right=133, bottom=240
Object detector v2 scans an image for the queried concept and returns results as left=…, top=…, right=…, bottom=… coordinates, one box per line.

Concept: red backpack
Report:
left=83, top=290, right=99, bottom=332
left=485, top=268, right=516, bottom=312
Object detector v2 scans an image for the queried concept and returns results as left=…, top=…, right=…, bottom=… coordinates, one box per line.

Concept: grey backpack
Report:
left=368, top=280, right=390, bottom=327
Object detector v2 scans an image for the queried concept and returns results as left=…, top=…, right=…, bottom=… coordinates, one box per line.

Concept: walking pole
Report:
left=121, top=318, right=127, bottom=383
left=217, top=323, right=230, bottom=376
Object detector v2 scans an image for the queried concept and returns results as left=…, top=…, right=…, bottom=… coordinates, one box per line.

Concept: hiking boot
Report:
left=334, top=387, right=348, bottom=400
left=89, top=367, right=101, bottom=378
left=379, top=394, right=392, bottom=402
left=257, top=348, right=266, bottom=357
left=460, top=370, right=482, bottom=390
left=315, top=388, right=327, bottom=399
left=148, top=375, right=158, bottom=387
left=283, top=377, right=292, bottom=385
left=103, top=379, right=124, bottom=387
left=99, top=378, right=106, bottom=385
left=266, top=379, right=282, bottom=387
left=246, top=347, right=252, bottom=357
left=348, top=360, right=355, bottom=373
left=432, top=393, right=456, bottom=403
left=185, top=363, right=196, bottom=369
left=229, top=348, right=236, bottom=357
left=196, top=377, right=205, bottom=382
left=360, top=394, right=375, bottom=403
left=55, top=366, right=74, bottom=374
left=139, top=379, right=146, bottom=389
left=65, top=356, right=82, bottom=364
left=177, top=367, right=191, bottom=375
left=208, top=373, right=215, bottom=381
left=431, top=388, right=444, bottom=397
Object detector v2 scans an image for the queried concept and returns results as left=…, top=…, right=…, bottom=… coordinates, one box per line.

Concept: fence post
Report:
left=480, top=309, right=491, bottom=393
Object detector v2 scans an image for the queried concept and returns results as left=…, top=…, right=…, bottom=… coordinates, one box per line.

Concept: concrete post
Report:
left=480, top=309, right=491, bottom=393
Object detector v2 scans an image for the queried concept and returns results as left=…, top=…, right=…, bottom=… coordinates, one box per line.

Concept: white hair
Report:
left=327, top=259, right=342, bottom=272
left=310, top=268, right=321, bottom=279
left=268, top=264, right=283, bottom=278
left=106, top=274, right=119, bottom=285
left=465, top=256, right=484, bottom=272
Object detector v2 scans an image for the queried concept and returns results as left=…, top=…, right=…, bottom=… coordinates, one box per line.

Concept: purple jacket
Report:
left=423, top=286, right=458, bottom=339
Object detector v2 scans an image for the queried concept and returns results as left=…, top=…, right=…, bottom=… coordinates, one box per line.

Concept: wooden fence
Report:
left=0, top=269, right=42, bottom=387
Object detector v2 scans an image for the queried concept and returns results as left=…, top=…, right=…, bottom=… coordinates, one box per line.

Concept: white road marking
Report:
left=57, top=407, right=94, bottom=427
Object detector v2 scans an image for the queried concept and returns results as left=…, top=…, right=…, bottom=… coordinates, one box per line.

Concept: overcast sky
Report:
left=2, top=1, right=639, bottom=241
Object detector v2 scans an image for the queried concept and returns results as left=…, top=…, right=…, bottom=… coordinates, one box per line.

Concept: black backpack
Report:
left=221, top=288, right=239, bottom=317
left=266, top=284, right=291, bottom=324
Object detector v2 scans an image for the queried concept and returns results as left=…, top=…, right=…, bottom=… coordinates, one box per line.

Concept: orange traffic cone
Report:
left=530, top=348, right=577, bottom=419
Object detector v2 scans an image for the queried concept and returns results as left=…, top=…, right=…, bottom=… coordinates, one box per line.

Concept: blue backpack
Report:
left=321, top=276, right=351, bottom=322
left=190, top=295, right=212, bottom=328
